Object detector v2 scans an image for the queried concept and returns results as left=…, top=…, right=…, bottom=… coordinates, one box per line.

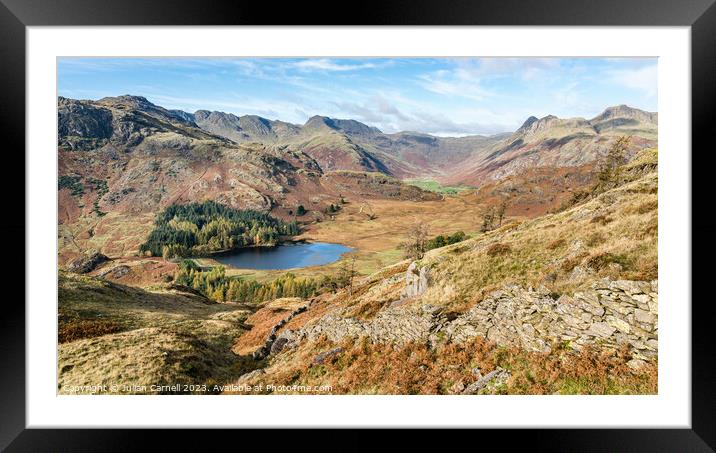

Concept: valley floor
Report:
left=199, top=194, right=492, bottom=282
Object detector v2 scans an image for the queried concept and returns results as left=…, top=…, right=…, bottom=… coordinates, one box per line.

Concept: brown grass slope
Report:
left=57, top=272, right=260, bottom=394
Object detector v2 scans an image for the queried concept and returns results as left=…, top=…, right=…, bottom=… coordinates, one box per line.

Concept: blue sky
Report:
left=58, top=57, right=657, bottom=137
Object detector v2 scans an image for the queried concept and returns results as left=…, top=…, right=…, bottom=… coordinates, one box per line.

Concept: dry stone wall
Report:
left=272, top=277, right=658, bottom=365
left=251, top=301, right=312, bottom=360
left=445, top=279, right=658, bottom=363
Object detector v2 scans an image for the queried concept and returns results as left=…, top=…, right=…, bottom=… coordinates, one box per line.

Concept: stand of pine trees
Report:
left=139, top=201, right=299, bottom=258
left=174, top=260, right=353, bottom=304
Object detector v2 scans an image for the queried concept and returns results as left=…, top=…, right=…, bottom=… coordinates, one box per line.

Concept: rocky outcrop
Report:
left=400, top=262, right=431, bottom=300
left=67, top=251, right=109, bottom=274
left=274, top=279, right=658, bottom=363
left=58, top=98, right=115, bottom=150
left=445, top=279, right=658, bottom=362
left=97, top=264, right=130, bottom=279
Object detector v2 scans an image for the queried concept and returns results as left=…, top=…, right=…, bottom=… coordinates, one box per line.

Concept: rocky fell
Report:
left=60, top=95, right=657, bottom=187
left=443, top=105, right=657, bottom=185
left=185, top=102, right=656, bottom=184
left=58, top=95, right=440, bottom=260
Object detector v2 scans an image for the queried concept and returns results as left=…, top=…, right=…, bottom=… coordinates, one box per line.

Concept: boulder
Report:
left=568, top=265, right=594, bottom=282
left=627, top=358, right=647, bottom=371
left=97, top=264, right=130, bottom=279
left=252, top=346, right=269, bottom=361
left=463, top=367, right=511, bottom=395
left=312, top=347, right=344, bottom=365
left=400, top=262, right=431, bottom=300
left=606, top=316, right=632, bottom=334
left=67, top=251, right=109, bottom=274
left=270, top=337, right=290, bottom=355
left=611, top=280, right=650, bottom=295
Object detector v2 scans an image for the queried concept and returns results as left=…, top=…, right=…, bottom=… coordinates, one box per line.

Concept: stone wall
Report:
left=273, top=278, right=658, bottom=365
left=251, top=300, right=312, bottom=360
left=445, top=279, right=658, bottom=363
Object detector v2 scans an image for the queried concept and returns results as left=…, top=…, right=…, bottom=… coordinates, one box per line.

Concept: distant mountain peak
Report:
left=92, top=95, right=198, bottom=127
left=597, top=104, right=652, bottom=117
left=598, top=104, right=637, bottom=117
left=516, top=114, right=560, bottom=136
left=519, top=116, right=539, bottom=130
left=518, top=114, right=560, bottom=131
left=304, top=115, right=334, bottom=129
left=591, top=104, right=657, bottom=125
left=303, top=115, right=381, bottom=135
left=238, top=115, right=273, bottom=136
left=99, top=94, right=154, bottom=107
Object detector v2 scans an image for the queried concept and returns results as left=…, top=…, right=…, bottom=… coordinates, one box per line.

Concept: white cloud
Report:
left=416, top=58, right=560, bottom=101
left=605, top=64, right=658, bottom=97
left=292, top=59, right=379, bottom=72
left=418, top=70, right=491, bottom=101
left=332, top=95, right=510, bottom=136
left=474, top=58, right=559, bottom=80
left=233, top=60, right=267, bottom=77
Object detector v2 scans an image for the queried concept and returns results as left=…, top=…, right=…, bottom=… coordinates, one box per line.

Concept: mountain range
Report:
left=190, top=104, right=656, bottom=183
left=57, top=94, right=657, bottom=244
left=188, top=99, right=656, bottom=182
left=58, top=94, right=441, bottom=261
left=60, top=95, right=657, bottom=182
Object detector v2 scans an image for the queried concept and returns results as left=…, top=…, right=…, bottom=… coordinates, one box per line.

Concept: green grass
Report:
left=557, top=376, right=654, bottom=395
left=404, top=178, right=473, bottom=195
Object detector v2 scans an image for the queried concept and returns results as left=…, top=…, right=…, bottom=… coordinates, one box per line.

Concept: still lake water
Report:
left=213, top=242, right=353, bottom=270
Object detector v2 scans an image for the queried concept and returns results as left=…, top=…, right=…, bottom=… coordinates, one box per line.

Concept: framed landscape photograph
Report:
left=54, top=55, right=664, bottom=398
left=4, top=0, right=715, bottom=449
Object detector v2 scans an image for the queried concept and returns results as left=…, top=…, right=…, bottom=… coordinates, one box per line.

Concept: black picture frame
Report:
left=2, top=0, right=713, bottom=449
